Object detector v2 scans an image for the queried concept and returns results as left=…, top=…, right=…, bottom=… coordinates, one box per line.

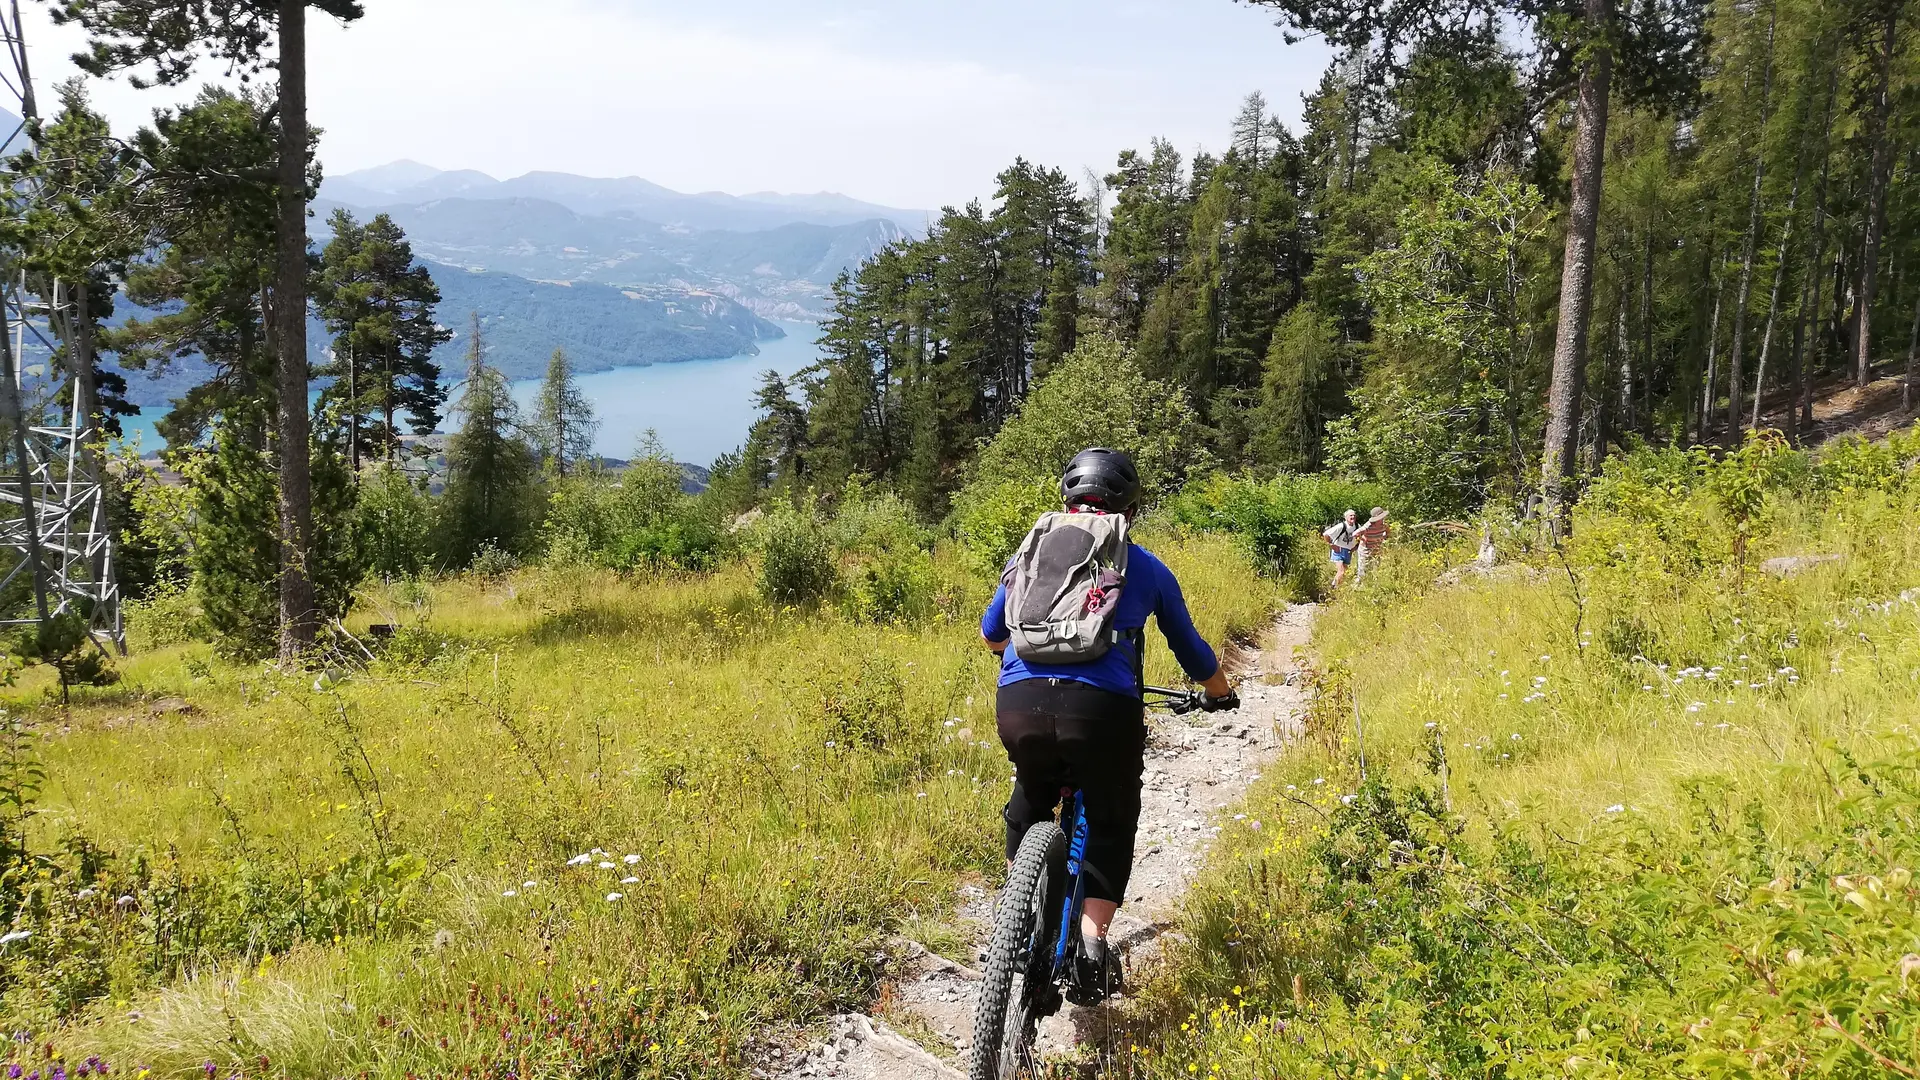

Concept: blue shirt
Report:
left=981, top=543, right=1220, bottom=698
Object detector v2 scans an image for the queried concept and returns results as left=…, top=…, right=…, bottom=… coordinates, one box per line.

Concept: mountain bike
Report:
left=969, top=685, right=1205, bottom=1080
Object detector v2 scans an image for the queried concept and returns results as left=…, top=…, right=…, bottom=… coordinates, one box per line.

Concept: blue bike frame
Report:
left=1048, top=789, right=1090, bottom=978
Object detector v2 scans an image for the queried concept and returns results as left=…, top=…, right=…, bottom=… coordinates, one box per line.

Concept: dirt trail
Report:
left=759, top=605, right=1317, bottom=1080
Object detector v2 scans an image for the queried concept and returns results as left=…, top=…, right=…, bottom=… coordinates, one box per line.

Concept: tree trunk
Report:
left=346, top=344, right=358, bottom=473
left=1855, top=3, right=1900, bottom=388
left=1617, top=292, right=1633, bottom=436
left=1907, top=287, right=1919, bottom=412
left=1726, top=2, right=1779, bottom=439
left=1540, top=0, right=1613, bottom=536
left=275, top=0, right=316, bottom=662
left=1702, top=254, right=1727, bottom=442
left=1640, top=230, right=1655, bottom=436
left=1788, top=56, right=1841, bottom=444
left=1751, top=158, right=1804, bottom=431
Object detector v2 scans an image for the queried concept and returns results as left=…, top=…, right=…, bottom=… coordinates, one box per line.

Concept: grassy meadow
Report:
left=1129, top=431, right=1920, bottom=1078
left=1, top=532, right=1276, bottom=1078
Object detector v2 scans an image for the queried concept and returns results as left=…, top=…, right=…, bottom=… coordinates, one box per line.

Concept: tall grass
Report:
left=1128, top=433, right=1920, bottom=1078
left=2, top=528, right=1273, bottom=1077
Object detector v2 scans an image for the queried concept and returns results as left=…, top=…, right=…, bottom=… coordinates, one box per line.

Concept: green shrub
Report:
left=813, top=655, right=907, bottom=752
left=756, top=501, right=836, bottom=607
left=950, top=478, right=1057, bottom=577
left=610, top=514, right=727, bottom=574
left=538, top=444, right=731, bottom=574
left=829, top=482, right=937, bottom=623
left=1166, top=472, right=1388, bottom=575
left=468, top=542, right=519, bottom=578
left=843, top=546, right=937, bottom=625
left=355, top=463, right=436, bottom=581
left=123, top=577, right=206, bottom=651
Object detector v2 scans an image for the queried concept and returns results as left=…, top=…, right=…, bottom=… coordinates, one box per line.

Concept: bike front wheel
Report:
left=971, top=820, right=1065, bottom=1080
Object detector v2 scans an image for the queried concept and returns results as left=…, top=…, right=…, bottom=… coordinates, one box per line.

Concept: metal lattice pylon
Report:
left=0, top=4, right=125, bottom=652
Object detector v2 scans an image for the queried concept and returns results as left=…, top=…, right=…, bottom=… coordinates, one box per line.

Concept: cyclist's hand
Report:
left=1199, top=689, right=1240, bottom=713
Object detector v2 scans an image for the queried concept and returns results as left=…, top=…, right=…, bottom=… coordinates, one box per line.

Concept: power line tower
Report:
left=0, top=4, right=126, bottom=652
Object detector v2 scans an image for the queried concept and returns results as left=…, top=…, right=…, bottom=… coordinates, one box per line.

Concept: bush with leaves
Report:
left=355, top=461, right=435, bottom=581
left=832, top=482, right=937, bottom=624
left=1166, top=472, right=1388, bottom=575
left=755, top=499, right=836, bottom=607
left=10, top=613, right=118, bottom=703
left=538, top=437, right=729, bottom=573
left=966, top=334, right=1215, bottom=506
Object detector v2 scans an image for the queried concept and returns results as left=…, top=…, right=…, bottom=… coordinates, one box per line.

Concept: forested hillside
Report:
left=759, top=0, right=1917, bottom=524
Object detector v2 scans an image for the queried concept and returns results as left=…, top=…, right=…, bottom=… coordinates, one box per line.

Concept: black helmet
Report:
left=1060, top=447, right=1140, bottom=512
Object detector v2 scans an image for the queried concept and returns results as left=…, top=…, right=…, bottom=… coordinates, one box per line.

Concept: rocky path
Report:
left=761, top=605, right=1317, bottom=1080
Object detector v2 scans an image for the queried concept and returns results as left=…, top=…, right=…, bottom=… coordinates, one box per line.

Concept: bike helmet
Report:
left=1060, top=447, right=1141, bottom=513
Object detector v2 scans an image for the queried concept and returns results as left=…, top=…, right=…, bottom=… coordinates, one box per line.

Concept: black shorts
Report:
left=996, top=677, right=1146, bottom=905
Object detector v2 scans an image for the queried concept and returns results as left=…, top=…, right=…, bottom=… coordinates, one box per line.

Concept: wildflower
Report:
left=1539, top=654, right=1550, bottom=662
left=1341, top=794, right=1357, bottom=805
left=1687, top=702, right=1704, bottom=712
left=75, top=888, right=96, bottom=900
left=0, top=931, right=28, bottom=945
left=1605, top=805, right=1624, bottom=814
left=115, top=896, right=134, bottom=908
left=566, top=854, right=592, bottom=866
left=502, top=890, right=517, bottom=898
left=623, top=854, right=641, bottom=864
left=1499, top=693, right=1508, bottom=700
left=606, top=892, right=624, bottom=902
left=1510, top=733, right=1521, bottom=741
left=915, top=792, right=927, bottom=799
left=1532, top=676, right=1547, bottom=686
left=1424, top=722, right=1437, bottom=730
left=825, top=741, right=836, bottom=749
left=1313, top=777, right=1325, bottom=786
left=621, top=876, right=639, bottom=884
left=522, top=881, right=537, bottom=889
left=597, top=861, right=615, bottom=870
left=1249, top=821, right=1262, bottom=831
left=1642, top=685, right=1654, bottom=691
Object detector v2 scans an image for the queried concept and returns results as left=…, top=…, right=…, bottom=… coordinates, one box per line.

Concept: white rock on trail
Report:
left=759, top=604, right=1317, bottom=1079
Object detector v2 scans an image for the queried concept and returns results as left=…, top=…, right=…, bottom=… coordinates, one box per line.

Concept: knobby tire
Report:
left=971, top=820, right=1065, bottom=1080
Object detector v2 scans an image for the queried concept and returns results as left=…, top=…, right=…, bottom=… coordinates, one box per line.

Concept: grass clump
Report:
left=1131, top=427, right=1920, bottom=1079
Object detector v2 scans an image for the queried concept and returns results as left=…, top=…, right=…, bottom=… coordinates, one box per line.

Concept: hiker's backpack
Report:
left=1000, top=511, right=1130, bottom=664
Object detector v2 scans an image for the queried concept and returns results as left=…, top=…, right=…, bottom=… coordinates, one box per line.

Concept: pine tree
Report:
left=532, top=347, right=597, bottom=475
left=314, top=209, right=452, bottom=468
left=58, top=0, right=366, bottom=660
left=440, top=314, right=539, bottom=567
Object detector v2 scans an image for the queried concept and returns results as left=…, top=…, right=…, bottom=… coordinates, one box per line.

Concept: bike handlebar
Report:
left=1143, top=685, right=1204, bottom=715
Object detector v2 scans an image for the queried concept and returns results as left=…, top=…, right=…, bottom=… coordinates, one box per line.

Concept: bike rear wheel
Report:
left=970, top=820, right=1065, bottom=1080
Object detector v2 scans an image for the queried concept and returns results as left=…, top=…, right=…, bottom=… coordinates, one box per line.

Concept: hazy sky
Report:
left=17, top=0, right=1335, bottom=210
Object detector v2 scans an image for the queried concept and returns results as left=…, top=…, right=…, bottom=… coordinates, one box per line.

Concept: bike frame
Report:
left=1046, top=788, right=1090, bottom=982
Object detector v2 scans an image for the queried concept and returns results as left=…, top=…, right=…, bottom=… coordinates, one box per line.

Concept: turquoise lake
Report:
left=113, top=320, right=823, bottom=466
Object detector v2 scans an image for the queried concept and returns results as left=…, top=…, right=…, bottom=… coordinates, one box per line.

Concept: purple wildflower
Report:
left=11, top=1064, right=22, bottom=1078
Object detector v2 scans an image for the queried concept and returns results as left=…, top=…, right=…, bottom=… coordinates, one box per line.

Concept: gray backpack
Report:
left=1001, top=511, right=1130, bottom=663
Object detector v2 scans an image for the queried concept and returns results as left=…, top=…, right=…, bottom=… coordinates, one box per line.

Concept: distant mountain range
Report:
left=319, top=161, right=928, bottom=234
left=314, top=192, right=906, bottom=323
left=5, top=145, right=915, bottom=411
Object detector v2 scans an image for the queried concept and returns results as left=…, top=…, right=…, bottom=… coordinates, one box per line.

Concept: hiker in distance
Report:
left=1355, top=506, right=1390, bottom=580
left=980, top=447, right=1239, bottom=1003
left=1324, top=508, right=1360, bottom=589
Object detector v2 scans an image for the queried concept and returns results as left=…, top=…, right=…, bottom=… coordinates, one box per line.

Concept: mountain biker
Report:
left=980, top=447, right=1239, bottom=1003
